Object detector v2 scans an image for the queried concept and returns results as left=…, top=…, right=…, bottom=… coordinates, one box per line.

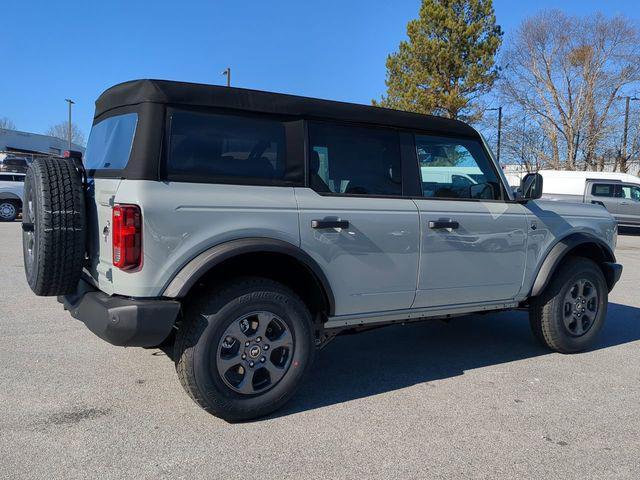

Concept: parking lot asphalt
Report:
left=1, top=221, right=639, bottom=479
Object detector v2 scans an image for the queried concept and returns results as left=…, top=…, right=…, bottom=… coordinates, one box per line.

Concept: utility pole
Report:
left=222, top=67, right=231, bottom=87
left=496, top=106, right=502, bottom=162
left=487, top=106, right=502, bottom=162
left=619, top=96, right=639, bottom=173
left=65, top=98, right=75, bottom=151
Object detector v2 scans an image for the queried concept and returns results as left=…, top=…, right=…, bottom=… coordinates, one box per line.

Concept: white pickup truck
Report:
left=0, top=172, right=24, bottom=221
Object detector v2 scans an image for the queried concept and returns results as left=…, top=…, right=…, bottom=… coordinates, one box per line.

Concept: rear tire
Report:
left=529, top=257, right=607, bottom=353
left=22, top=158, right=86, bottom=296
left=174, top=277, right=315, bottom=422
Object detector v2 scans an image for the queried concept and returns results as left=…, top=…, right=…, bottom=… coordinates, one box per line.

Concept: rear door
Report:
left=411, top=135, right=528, bottom=308
left=296, top=121, right=420, bottom=316
left=83, top=112, right=138, bottom=294
left=586, top=182, right=623, bottom=220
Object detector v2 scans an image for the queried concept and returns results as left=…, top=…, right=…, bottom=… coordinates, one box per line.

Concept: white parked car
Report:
left=0, top=172, right=24, bottom=221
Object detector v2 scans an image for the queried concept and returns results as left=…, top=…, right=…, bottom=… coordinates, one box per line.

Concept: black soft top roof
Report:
left=95, top=79, right=479, bottom=138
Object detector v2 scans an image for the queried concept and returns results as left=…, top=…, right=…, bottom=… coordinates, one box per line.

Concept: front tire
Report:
left=529, top=257, right=608, bottom=353
left=174, top=277, right=315, bottom=422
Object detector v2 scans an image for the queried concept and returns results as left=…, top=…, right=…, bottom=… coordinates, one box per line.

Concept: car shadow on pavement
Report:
left=272, top=302, right=640, bottom=419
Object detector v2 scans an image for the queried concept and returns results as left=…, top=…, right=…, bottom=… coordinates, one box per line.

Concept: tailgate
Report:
left=86, top=177, right=122, bottom=295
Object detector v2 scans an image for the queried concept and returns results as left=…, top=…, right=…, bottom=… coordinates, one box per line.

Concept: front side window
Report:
left=416, top=135, right=502, bottom=200
left=84, top=113, right=138, bottom=170
left=592, top=184, right=615, bottom=197
left=308, top=122, right=402, bottom=196
left=167, top=111, right=286, bottom=182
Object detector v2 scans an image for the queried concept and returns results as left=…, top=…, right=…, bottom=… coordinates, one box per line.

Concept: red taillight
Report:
left=112, top=204, right=142, bottom=271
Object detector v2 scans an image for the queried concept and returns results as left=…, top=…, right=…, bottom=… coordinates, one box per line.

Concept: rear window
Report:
left=84, top=113, right=138, bottom=170
left=167, top=111, right=286, bottom=183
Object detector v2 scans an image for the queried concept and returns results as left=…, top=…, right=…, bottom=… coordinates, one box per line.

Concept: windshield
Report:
left=84, top=113, right=137, bottom=170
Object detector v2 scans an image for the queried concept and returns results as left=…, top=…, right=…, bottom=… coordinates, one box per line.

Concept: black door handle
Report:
left=311, top=219, right=349, bottom=229
left=428, top=219, right=459, bottom=230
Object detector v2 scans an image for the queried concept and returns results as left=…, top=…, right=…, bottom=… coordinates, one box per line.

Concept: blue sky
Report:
left=1, top=0, right=638, bottom=139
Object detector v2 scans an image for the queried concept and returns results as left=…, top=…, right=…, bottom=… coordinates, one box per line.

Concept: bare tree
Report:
left=500, top=11, right=640, bottom=171
left=0, top=117, right=16, bottom=130
left=46, top=122, right=85, bottom=146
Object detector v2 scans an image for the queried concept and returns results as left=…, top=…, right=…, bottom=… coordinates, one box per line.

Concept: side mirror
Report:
left=517, top=173, right=543, bottom=201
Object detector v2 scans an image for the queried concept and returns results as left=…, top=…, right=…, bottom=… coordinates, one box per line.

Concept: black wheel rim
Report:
left=563, top=278, right=598, bottom=337
left=216, top=311, right=294, bottom=395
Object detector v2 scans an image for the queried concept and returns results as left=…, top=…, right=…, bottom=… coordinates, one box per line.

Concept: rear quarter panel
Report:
left=109, top=180, right=300, bottom=297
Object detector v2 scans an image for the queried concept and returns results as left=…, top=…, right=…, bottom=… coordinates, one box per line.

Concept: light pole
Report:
left=65, top=98, right=75, bottom=151
left=487, top=106, right=502, bottom=162
left=222, top=67, right=231, bottom=87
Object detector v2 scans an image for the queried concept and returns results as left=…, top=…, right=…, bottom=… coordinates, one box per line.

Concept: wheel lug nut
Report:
left=249, top=361, right=254, bottom=367
left=256, top=337, right=261, bottom=342
left=263, top=344, right=269, bottom=350
left=260, top=357, right=266, bottom=363
left=245, top=341, right=250, bottom=347
left=241, top=354, right=246, bottom=360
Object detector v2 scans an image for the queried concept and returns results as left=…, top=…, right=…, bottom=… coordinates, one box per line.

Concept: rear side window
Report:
left=167, top=111, right=287, bottom=183
left=308, top=121, right=402, bottom=196
left=84, top=113, right=138, bottom=170
left=416, top=135, right=501, bottom=200
left=592, top=184, right=615, bottom=197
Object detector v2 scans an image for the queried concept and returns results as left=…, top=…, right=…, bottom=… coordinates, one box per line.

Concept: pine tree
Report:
left=374, top=0, right=503, bottom=121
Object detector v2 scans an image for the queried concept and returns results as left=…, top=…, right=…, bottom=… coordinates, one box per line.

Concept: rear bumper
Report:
left=602, top=262, right=623, bottom=291
left=58, top=280, right=180, bottom=347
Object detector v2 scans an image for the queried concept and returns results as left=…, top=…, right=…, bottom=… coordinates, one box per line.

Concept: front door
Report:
left=411, top=135, right=528, bottom=308
left=296, top=121, right=420, bottom=316
left=618, top=184, right=640, bottom=225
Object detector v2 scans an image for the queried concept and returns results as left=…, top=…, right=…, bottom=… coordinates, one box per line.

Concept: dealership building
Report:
left=0, top=128, right=84, bottom=157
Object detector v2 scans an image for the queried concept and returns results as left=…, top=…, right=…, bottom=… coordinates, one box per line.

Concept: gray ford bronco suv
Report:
left=22, top=80, right=622, bottom=422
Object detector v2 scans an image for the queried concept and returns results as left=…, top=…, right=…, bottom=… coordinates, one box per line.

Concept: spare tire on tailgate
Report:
left=22, top=157, right=86, bottom=296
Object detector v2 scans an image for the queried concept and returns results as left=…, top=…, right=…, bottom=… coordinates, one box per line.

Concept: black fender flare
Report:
left=530, top=232, right=616, bottom=297
left=162, top=237, right=336, bottom=315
